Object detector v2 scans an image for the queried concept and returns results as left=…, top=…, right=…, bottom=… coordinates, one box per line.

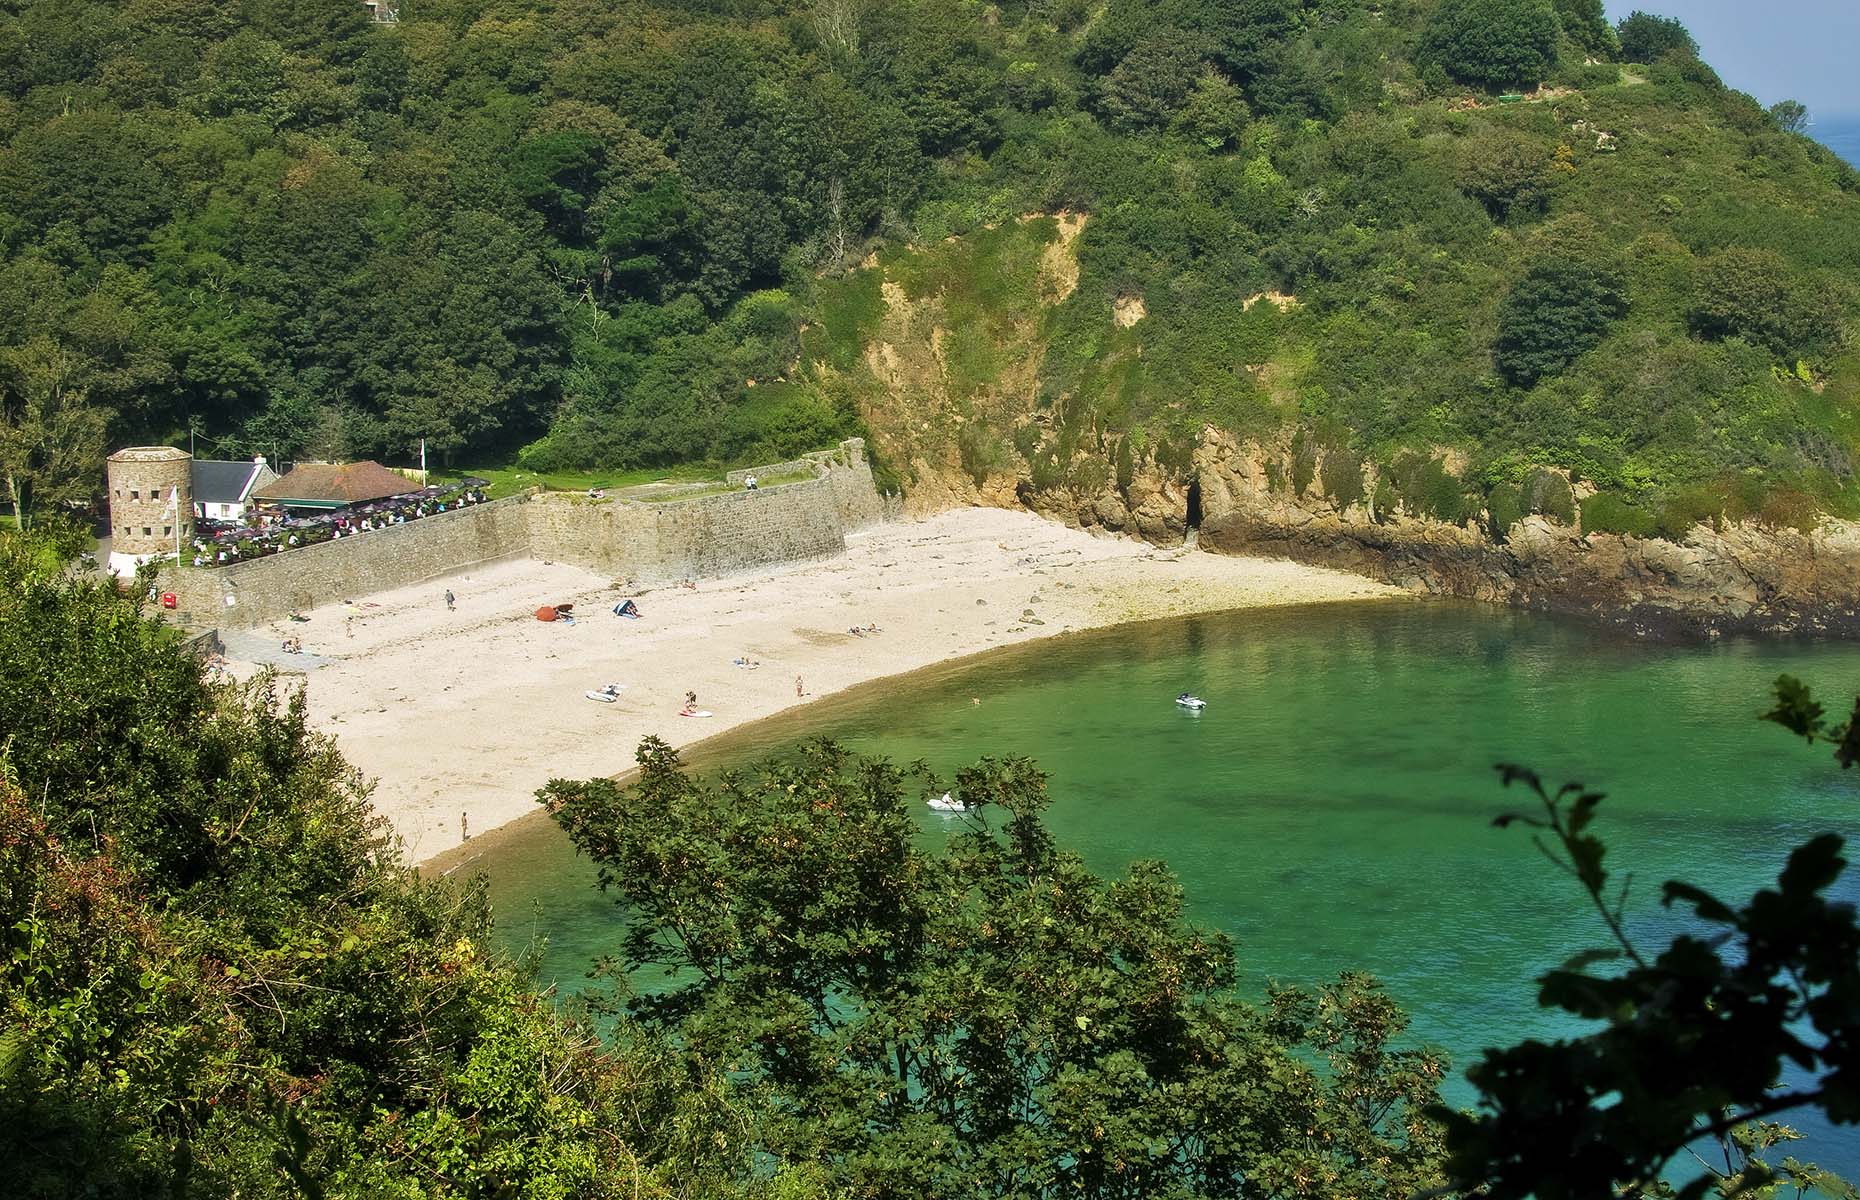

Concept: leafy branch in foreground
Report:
left=1439, top=676, right=1860, bottom=1199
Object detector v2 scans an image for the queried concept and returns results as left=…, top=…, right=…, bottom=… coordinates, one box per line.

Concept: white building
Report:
left=191, top=457, right=279, bottom=521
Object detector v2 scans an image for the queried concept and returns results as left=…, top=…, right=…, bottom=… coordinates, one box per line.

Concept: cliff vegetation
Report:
left=0, top=0, right=1854, bottom=539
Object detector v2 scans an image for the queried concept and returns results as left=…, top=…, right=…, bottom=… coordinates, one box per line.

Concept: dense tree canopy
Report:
left=0, top=0, right=1854, bottom=535
left=1493, top=258, right=1628, bottom=386
left=542, top=737, right=1452, bottom=1198
left=1615, top=10, right=1698, bottom=63
left=1419, top=0, right=1563, bottom=90
left=0, top=529, right=737, bottom=1197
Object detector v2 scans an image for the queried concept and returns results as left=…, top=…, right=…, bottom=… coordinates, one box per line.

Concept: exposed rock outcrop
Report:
left=905, top=423, right=1860, bottom=638
left=840, top=219, right=1860, bottom=639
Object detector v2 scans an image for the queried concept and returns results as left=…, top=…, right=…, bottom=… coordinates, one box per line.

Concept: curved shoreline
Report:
left=419, top=591, right=1422, bottom=877
left=223, top=508, right=1403, bottom=865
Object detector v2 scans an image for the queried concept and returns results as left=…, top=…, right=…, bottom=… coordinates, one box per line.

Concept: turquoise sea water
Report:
left=465, top=600, right=1860, bottom=1176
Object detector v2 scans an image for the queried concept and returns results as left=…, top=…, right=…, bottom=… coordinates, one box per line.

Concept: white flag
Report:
left=162, top=487, right=178, bottom=517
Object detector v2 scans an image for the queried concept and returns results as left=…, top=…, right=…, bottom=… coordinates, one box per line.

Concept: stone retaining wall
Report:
left=156, top=495, right=533, bottom=629
left=529, top=472, right=848, bottom=582
left=815, top=438, right=888, bottom=529
left=155, top=440, right=889, bottom=630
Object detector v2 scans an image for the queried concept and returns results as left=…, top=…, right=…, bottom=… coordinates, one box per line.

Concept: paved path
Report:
left=219, top=628, right=329, bottom=671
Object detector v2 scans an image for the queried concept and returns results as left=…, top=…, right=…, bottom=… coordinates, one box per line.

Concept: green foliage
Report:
left=1485, top=482, right=1523, bottom=538
left=1770, top=99, right=1811, bottom=136
left=1098, top=31, right=1212, bottom=132
left=1551, top=0, right=1616, bottom=58
left=1390, top=453, right=1471, bottom=524
left=1520, top=466, right=1575, bottom=523
left=0, top=0, right=1853, bottom=526
left=1442, top=682, right=1860, bottom=1196
left=1322, top=445, right=1366, bottom=508
left=0, top=336, right=109, bottom=529
left=1689, top=247, right=1848, bottom=364
left=1420, top=0, right=1563, bottom=90
left=1493, top=259, right=1629, bottom=386
left=541, top=737, right=1452, bottom=1198
left=1579, top=491, right=1656, bottom=536
left=1458, top=128, right=1556, bottom=221
left=1615, top=10, right=1697, bottom=62
left=0, top=525, right=725, bottom=1198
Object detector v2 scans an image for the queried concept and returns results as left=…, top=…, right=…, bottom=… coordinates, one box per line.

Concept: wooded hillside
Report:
left=1, top=0, right=1854, bottom=528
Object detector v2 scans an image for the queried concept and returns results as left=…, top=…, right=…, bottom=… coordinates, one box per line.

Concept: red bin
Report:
left=160, top=592, right=178, bottom=609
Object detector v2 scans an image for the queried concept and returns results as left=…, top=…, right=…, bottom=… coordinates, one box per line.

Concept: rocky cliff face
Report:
left=1187, top=431, right=1860, bottom=638
left=839, top=222, right=1860, bottom=639
left=892, top=410, right=1860, bottom=637
left=1024, top=429, right=1860, bottom=639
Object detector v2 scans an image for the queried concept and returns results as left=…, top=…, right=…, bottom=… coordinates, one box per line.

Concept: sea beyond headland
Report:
left=1819, top=115, right=1860, bottom=168
left=223, top=509, right=1398, bottom=863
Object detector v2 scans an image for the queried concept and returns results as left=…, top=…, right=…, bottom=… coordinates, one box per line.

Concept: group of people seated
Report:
left=190, top=489, right=488, bottom=568
left=847, top=622, right=883, bottom=636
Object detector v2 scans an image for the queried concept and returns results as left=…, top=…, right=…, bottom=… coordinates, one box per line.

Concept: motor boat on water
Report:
left=1175, top=693, right=1207, bottom=710
left=926, top=792, right=965, bottom=812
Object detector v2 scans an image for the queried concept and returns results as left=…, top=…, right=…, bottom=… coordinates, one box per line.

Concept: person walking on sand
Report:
left=445, top=588, right=455, bottom=612
left=796, top=675, right=804, bottom=698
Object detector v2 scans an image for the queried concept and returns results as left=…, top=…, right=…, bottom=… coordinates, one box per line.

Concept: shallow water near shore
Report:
left=464, top=600, right=1860, bottom=1175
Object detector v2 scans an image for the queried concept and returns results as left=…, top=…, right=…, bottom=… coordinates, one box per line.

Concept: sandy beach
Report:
left=224, top=508, right=1400, bottom=863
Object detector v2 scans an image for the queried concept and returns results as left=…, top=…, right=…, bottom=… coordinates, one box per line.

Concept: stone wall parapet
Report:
left=156, top=493, right=533, bottom=629
left=155, top=439, right=888, bottom=631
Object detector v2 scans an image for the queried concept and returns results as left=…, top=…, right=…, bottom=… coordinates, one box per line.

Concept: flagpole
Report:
left=420, top=438, right=428, bottom=486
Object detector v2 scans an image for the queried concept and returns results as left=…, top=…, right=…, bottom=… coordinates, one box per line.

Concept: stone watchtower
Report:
left=106, top=446, right=193, bottom=578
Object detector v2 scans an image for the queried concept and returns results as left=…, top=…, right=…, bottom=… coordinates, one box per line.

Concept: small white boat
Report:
left=585, top=684, right=624, bottom=703
left=926, top=792, right=965, bottom=812
left=1175, top=694, right=1207, bottom=710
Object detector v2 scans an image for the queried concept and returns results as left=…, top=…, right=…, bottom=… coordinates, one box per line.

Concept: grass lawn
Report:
left=630, top=466, right=820, bottom=503
left=433, top=463, right=820, bottom=501
left=429, top=463, right=723, bottom=501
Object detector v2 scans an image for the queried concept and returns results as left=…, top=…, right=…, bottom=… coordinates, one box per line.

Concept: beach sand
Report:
left=226, top=508, right=1400, bottom=863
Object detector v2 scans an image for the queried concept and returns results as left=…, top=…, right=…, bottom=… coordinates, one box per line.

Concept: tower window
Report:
left=163, top=525, right=171, bottom=536
left=131, top=489, right=140, bottom=500
left=142, top=527, right=151, bottom=537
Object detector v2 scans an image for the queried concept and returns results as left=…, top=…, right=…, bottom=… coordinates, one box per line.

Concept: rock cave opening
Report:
left=1186, top=478, right=1203, bottom=530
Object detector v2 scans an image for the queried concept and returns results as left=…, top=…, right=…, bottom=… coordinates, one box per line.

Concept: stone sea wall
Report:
left=529, top=473, right=850, bottom=582
left=813, top=439, right=891, bottom=530
left=157, top=494, right=534, bottom=630
left=156, top=440, right=889, bottom=631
